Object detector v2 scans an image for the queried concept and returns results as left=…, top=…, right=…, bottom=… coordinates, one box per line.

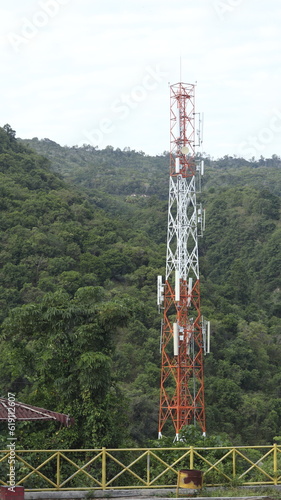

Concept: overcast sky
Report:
left=1, top=0, right=281, bottom=159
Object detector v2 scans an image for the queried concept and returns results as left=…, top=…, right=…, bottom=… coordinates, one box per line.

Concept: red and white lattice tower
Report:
left=158, top=82, right=210, bottom=439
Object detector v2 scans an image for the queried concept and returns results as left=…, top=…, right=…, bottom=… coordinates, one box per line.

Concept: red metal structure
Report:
left=0, top=398, right=74, bottom=426
left=158, top=83, right=208, bottom=439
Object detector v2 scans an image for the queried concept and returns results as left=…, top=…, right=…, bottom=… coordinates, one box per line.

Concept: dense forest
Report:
left=0, top=125, right=280, bottom=450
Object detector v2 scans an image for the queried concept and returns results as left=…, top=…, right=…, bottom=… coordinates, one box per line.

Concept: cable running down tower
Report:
left=158, top=82, right=210, bottom=440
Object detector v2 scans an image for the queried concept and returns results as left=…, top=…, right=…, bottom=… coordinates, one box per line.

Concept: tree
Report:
left=3, top=124, right=16, bottom=141
left=0, top=287, right=133, bottom=448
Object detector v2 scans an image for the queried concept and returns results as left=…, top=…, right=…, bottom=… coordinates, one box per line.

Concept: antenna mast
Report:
left=158, top=82, right=208, bottom=439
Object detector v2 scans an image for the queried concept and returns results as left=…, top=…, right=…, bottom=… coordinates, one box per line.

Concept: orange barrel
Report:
left=178, top=469, right=203, bottom=489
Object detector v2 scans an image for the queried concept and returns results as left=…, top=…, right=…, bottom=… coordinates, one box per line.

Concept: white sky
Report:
left=1, top=0, right=281, bottom=159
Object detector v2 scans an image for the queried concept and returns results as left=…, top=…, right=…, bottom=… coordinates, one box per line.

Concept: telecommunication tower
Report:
left=157, top=82, right=210, bottom=440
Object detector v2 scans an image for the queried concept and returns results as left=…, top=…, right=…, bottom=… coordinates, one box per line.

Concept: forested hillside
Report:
left=0, top=127, right=280, bottom=449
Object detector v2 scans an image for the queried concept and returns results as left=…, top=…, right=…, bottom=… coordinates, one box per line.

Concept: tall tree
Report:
left=0, top=287, right=133, bottom=448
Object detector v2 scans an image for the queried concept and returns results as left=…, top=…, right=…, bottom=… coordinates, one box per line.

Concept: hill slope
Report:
left=0, top=128, right=280, bottom=446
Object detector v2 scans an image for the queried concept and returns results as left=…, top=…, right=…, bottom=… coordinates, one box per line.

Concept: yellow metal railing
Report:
left=0, top=445, right=280, bottom=491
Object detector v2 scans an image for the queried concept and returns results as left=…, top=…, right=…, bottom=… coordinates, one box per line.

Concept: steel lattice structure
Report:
left=158, top=82, right=208, bottom=439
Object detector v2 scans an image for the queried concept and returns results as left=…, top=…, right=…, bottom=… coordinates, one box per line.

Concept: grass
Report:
left=198, top=486, right=281, bottom=498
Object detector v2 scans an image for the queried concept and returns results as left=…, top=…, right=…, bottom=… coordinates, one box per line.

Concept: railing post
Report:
left=273, top=443, right=278, bottom=485
left=102, top=447, right=106, bottom=490
left=147, top=451, right=150, bottom=486
left=190, top=446, right=194, bottom=470
left=232, top=448, right=236, bottom=481
left=56, top=451, right=60, bottom=489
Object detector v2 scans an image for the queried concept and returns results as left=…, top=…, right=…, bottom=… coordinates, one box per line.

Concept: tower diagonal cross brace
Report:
left=158, top=82, right=206, bottom=440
